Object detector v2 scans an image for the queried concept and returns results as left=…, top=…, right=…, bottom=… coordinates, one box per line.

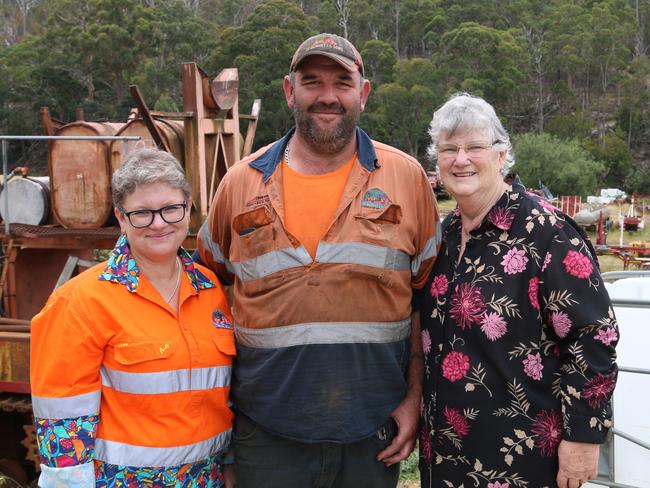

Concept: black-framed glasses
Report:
left=119, top=202, right=188, bottom=228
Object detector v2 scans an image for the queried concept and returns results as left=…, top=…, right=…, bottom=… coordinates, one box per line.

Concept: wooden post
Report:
left=182, top=63, right=208, bottom=231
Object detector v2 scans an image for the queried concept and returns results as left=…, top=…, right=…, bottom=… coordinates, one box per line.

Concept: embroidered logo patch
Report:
left=361, top=188, right=391, bottom=209
left=212, top=310, right=233, bottom=329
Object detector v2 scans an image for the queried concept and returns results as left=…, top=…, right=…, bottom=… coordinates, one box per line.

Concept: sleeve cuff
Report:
left=39, top=462, right=95, bottom=487
left=563, top=412, right=611, bottom=444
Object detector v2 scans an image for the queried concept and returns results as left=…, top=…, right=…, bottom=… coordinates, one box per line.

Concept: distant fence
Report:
left=560, top=195, right=582, bottom=217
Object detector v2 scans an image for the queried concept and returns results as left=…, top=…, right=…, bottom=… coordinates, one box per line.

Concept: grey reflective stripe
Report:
left=316, top=241, right=411, bottom=270
left=32, top=390, right=101, bottom=419
left=198, top=223, right=231, bottom=271
left=101, top=366, right=231, bottom=394
left=230, top=245, right=311, bottom=282
left=411, top=224, right=442, bottom=275
left=95, top=428, right=231, bottom=467
left=235, top=319, right=411, bottom=349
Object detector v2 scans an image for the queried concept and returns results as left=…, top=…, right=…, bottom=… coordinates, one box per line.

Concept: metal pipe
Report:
left=589, top=480, right=642, bottom=488
left=602, top=271, right=650, bottom=280
left=609, top=298, right=650, bottom=308
left=0, top=135, right=140, bottom=141
left=611, top=427, right=650, bottom=451
left=2, top=139, right=8, bottom=235
left=618, top=366, right=650, bottom=375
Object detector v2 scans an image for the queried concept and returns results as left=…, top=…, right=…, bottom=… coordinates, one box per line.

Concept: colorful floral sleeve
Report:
left=538, top=219, right=618, bottom=443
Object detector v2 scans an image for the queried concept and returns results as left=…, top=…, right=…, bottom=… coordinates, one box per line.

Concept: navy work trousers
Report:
left=232, top=412, right=401, bottom=488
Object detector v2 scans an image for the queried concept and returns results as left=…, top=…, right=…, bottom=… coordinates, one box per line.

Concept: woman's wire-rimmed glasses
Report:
left=437, top=141, right=499, bottom=160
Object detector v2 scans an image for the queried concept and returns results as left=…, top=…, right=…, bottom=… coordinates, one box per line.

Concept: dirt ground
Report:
left=398, top=482, right=419, bottom=488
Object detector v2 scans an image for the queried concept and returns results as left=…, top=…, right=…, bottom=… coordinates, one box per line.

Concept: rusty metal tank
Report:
left=49, top=121, right=124, bottom=228
left=109, top=118, right=185, bottom=174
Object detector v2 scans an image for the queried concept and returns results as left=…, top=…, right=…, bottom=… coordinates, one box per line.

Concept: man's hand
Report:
left=556, top=440, right=600, bottom=488
left=376, top=393, right=420, bottom=466
left=224, top=463, right=236, bottom=488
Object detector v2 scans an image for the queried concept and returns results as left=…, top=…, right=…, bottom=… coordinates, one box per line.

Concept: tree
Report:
left=514, top=133, right=604, bottom=197
left=359, top=39, right=396, bottom=86
left=365, top=58, right=441, bottom=160
left=208, top=0, right=315, bottom=146
left=433, top=22, right=528, bottom=115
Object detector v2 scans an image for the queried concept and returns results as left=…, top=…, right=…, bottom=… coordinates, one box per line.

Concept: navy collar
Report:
left=249, top=127, right=379, bottom=181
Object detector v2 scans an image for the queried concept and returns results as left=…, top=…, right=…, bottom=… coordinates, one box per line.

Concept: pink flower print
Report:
left=480, top=312, right=507, bottom=341
left=441, top=351, right=470, bottom=382
left=449, top=282, right=486, bottom=330
left=537, top=198, right=558, bottom=213
left=443, top=406, right=470, bottom=437
left=583, top=373, right=617, bottom=408
left=528, top=277, right=540, bottom=310
left=563, top=250, right=593, bottom=279
left=421, top=329, right=432, bottom=354
left=488, top=206, right=515, bottom=230
left=531, top=409, right=563, bottom=456
left=488, top=483, right=510, bottom=488
left=429, top=274, right=448, bottom=298
left=550, top=311, right=572, bottom=338
left=596, top=327, right=618, bottom=346
left=541, top=252, right=552, bottom=272
left=523, top=352, right=544, bottom=380
left=501, top=247, right=529, bottom=274
left=419, top=427, right=433, bottom=462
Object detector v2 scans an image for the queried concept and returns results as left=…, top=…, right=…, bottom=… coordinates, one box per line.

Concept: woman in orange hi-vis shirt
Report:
left=30, top=149, right=235, bottom=487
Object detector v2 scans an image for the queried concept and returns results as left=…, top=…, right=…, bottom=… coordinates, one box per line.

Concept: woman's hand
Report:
left=556, top=440, right=600, bottom=488
left=224, top=463, right=236, bottom=488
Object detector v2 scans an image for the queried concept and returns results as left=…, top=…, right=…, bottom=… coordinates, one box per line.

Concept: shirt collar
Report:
left=99, top=234, right=216, bottom=293
left=445, top=179, right=527, bottom=239
left=249, top=126, right=379, bottom=181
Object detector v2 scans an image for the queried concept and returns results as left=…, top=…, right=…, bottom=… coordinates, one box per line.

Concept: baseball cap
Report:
left=290, top=33, right=364, bottom=75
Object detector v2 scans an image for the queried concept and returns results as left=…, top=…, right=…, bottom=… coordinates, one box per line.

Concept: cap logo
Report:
left=313, top=37, right=341, bottom=51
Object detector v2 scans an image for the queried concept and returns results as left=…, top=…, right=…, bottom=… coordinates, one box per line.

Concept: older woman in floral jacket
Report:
left=416, top=93, right=618, bottom=488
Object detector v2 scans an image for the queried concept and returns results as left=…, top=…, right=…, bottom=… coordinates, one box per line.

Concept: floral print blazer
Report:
left=416, top=180, right=618, bottom=487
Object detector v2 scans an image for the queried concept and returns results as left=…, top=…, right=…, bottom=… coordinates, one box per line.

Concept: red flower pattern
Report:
left=441, top=351, right=471, bottom=382
left=563, top=250, right=593, bottom=279
left=443, top=406, right=470, bottom=437
left=449, top=282, right=486, bottom=330
left=528, top=277, right=540, bottom=310
left=582, top=373, right=617, bottom=408
left=531, top=409, right=563, bottom=456
left=488, top=206, right=515, bottom=230
left=429, top=274, right=448, bottom=298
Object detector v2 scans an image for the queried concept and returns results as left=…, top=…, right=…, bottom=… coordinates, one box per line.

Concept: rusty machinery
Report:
left=0, top=63, right=260, bottom=483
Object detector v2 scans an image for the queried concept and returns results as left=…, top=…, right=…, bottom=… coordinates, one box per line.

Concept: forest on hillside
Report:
left=1, top=0, right=649, bottom=196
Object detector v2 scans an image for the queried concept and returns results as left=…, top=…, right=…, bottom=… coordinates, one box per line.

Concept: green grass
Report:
left=398, top=448, right=420, bottom=482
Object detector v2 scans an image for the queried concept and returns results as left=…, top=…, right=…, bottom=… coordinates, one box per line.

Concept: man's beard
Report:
left=293, top=100, right=359, bottom=155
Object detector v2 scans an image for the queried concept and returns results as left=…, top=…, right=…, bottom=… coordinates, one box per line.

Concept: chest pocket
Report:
left=232, top=205, right=276, bottom=261
left=355, top=203, right=402, bottom=245
left=212, top=328, right=236, bottom=357
left=113, top=340, right=173, bottom=365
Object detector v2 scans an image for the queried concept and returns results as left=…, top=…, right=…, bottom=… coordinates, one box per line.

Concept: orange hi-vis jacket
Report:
left=30, top=237, right=235, bottom=487
left=198, top=127, right=441, bottom=443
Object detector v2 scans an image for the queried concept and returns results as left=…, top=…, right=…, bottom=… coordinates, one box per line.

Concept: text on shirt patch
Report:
left=246, top=194, right=271, bottom=207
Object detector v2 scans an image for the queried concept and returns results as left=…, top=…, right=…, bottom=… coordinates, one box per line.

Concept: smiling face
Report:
left=284, top=55, right=371, bottom=155
left=437, top=129, right=506, bottom=203
left=115, top=181, right=190, bottom=263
